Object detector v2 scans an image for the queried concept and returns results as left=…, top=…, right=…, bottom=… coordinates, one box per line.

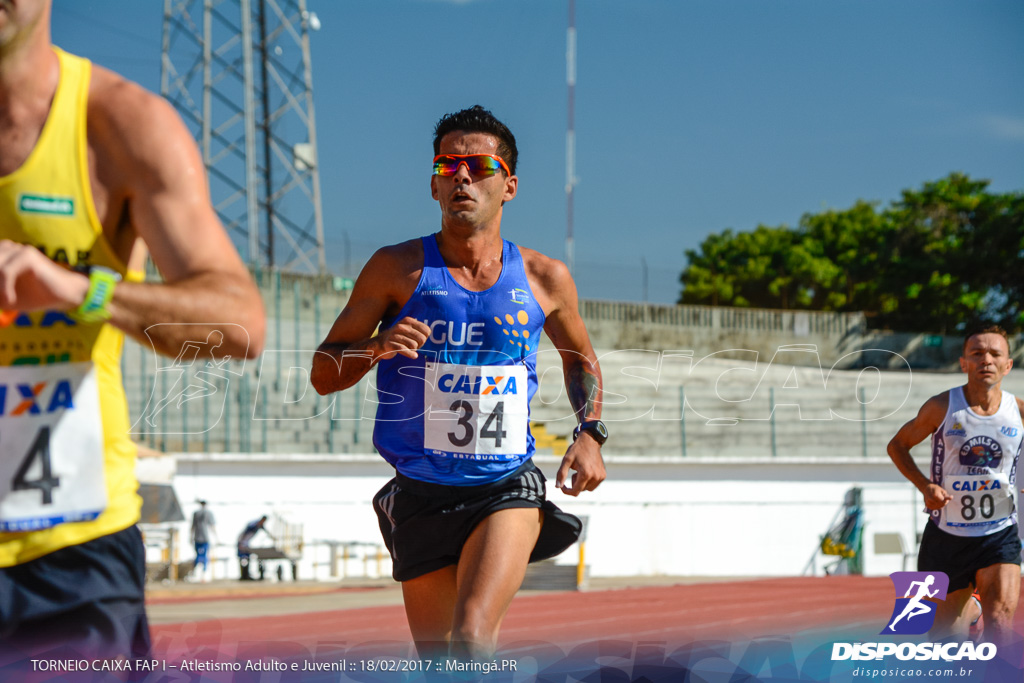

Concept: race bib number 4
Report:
left=0, top=362, right=107, bottom=532
left=424, top=363, right=528, bottom=458
left=945, top=474, right=1014, bottom=529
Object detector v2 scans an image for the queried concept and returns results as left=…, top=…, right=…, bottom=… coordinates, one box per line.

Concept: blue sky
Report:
left=53, top=0, right=1023, bottom=303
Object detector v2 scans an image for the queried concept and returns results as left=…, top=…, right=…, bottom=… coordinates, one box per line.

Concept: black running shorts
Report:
left=373, top=459, right=582, bottom=581
left=917, top=520, right=1022, bottom=593
left=0, top=525, right=152, bottom=664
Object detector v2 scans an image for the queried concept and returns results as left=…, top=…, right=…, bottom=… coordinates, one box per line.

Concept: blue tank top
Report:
left=372, top=235, right=546, bottom=485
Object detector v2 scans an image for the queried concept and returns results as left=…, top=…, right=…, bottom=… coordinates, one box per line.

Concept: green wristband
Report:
left=70, top=265, right=121, bottom=323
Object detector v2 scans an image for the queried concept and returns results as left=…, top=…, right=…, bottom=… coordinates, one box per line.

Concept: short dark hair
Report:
left=962, top=324, right=1010, bottom=354
left=433, top=105, right=518, bottom=176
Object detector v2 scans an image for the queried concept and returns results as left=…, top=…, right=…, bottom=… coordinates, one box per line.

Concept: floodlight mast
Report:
left=161, top=0, right=326, bottom=273
left=566, top=0, right=577, bottom=277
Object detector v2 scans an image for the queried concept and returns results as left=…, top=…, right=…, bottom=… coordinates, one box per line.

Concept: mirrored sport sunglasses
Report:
left=432, top=154, right=510, bottom=177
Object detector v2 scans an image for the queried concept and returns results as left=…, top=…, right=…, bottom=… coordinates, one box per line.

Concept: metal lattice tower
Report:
left=160, top=0, right=326, bottom=273
left=565, top=0, right=577, bottom=277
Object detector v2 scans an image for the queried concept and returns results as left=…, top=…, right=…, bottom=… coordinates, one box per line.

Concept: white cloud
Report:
left=980, top=114, right=1024, bottom=142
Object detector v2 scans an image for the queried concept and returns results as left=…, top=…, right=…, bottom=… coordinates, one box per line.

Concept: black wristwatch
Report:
left=573, top=419, right=608, bottom=445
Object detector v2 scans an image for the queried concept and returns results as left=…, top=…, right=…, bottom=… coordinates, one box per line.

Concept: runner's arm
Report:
left=311, top=247, right=429, bottom=395
left=92, top=78, right=265, bottom=359
left=1019, top=397, right=1024, bottom=498
left=537, top=258, right=606, bottom=496
left=887, top=394, right=951, bottom=510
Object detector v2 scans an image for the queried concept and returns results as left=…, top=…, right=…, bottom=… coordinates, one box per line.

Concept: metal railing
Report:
left=578, top=299, right=865, bottom=333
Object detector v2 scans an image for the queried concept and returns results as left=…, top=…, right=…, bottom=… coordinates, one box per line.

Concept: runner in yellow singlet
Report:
left=0, top=0, right=265, bottom=662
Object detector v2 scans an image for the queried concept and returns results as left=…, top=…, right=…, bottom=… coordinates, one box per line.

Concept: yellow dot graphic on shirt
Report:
left=512, top=330, right=520, bottom=337
left=503, top=329, right=509, bottom=335
left=517, top=342, right=523, bottom=347
left=517, top=310, right=529, bottom=325
left=505, top=314, right=514, bottom=325
left=525, top=344, right=530, bottom=351
left=523, top=330, right=530, bottom=339
left=494, top=316, right=503, bottom=325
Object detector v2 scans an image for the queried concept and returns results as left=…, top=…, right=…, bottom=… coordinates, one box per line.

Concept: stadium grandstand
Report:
left=132, top=267, right=1024, bottom=582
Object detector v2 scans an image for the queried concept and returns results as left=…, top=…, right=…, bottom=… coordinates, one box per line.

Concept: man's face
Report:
left=0, top=0, right=49, bottom=53
left=959, top=333, right=1013, bottom=386
left=430, top=131, right=517, bottom=228
left=0, top=0, right=13, bottom=45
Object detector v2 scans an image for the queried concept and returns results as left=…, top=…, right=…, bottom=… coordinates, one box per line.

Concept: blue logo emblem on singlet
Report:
left=945, top=421, right=966, bottom=437
left=959, top=436, right=1002, bottom=469
left=1001, top=426, right=1019, bottom=438
left=509, top=288, right=530, bottom=305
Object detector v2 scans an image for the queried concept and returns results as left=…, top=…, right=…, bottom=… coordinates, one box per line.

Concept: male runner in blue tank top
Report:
left=887, top=326, right=1023, bottom=647
left=312, top=105, right=607, bottom=660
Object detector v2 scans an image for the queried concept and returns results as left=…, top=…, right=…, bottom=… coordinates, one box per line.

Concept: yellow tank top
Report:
left=0, top=48, right=142, bottom=566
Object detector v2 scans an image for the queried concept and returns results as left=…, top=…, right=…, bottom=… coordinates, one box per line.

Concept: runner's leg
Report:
left=402, top=565, right=458, bottom=659
left=450, top=507, right=543, bottom=659
left=975, top=563, right=1020, bottom=646
left=930, top=586, right=973, bottom=640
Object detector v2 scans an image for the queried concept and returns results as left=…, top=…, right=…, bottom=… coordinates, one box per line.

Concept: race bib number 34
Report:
left=945, top=473, right=1014, bottom=529
left=424, top=363, right=528, bottom=458
left=0, top=362, right=107, bottom=532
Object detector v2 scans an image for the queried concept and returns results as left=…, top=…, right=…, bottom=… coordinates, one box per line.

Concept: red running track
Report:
left=149, top=576, right=1024, bottom=659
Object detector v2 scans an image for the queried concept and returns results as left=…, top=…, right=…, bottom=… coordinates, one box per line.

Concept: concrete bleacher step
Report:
left=121, top=320, right=1024, bottom=459
left=530, top=422, right=569, bottom=453
left=521, top=559, right=586, bottom=591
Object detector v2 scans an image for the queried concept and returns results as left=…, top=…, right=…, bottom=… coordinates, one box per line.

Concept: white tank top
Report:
left=929, top=387, right=1022, bottom=537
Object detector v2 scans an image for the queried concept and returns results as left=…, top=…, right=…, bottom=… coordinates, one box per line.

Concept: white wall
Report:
left=139, top=453, right=986, bottom=581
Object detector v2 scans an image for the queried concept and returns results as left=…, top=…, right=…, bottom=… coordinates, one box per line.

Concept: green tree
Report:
left=679, top=173, right=1024, bottom=332
left=680, top=225, right=839, bottom=310
left=798, top=200, right=891, bottom=312
left=678, top=230, right=741, bottom=307
left=880, top=173, right=1021, bottom=331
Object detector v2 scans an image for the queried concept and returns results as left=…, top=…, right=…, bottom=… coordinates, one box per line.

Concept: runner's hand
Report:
left=373, top=316, right=430, bottom=361
left=922, top=483, right=952, bottom=510
left=0, top=240, right=89, bottom=312
left=556, top=433, right=606, bottom=497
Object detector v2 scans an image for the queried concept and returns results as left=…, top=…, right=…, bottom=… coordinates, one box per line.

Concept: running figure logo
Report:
left=131, top=325, right=249, bottom=436
left=881, top=571, right=949, bottom=635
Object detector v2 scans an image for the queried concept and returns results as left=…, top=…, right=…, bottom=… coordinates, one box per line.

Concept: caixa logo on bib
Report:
left=438, top=372, right=519, bottom=396
left=0, top=379, right=75, bottom=416
left=881, top=571, right=948, bottom=635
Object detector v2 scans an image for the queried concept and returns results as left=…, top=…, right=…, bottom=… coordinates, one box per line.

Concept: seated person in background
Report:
left=236, top=515, right=272, bottom=580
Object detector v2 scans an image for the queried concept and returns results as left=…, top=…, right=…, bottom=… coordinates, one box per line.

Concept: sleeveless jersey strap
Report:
left=949, top=387, right=965, bottom=413
left=503, top=239, right=517, bottom=269
left=422, top=234, right=446, bottom=268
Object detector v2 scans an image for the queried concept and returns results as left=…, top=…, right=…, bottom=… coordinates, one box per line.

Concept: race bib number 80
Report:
left=0, top=362, right=107, bottom=532
left=945, top=473, right=1014, bottom=529
left=424, top=363, right=528, bottom=458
